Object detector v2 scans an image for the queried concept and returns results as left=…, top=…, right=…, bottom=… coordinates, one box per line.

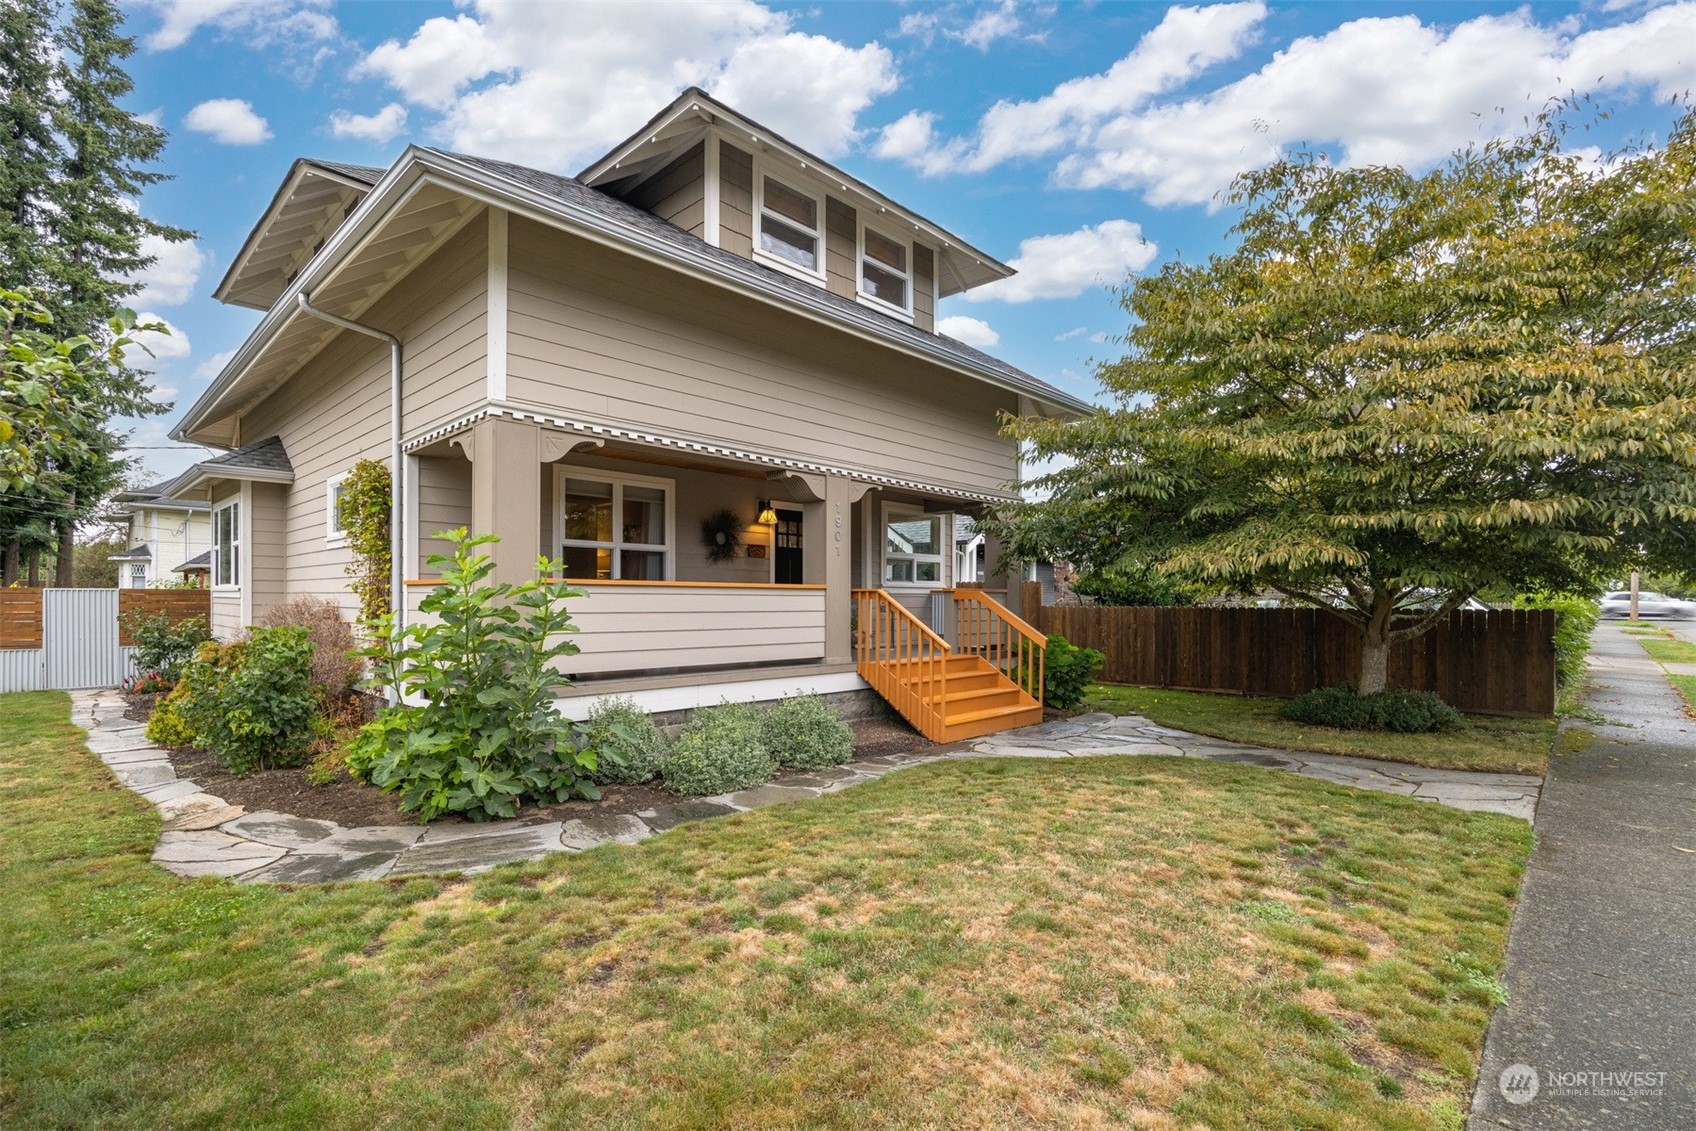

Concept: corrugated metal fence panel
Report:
left=43, top=589, right=129, bottom=690
left=0, top=648, right=44, bottom=693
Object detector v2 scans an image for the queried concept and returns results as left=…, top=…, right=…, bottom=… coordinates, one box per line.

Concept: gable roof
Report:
left=579, top=87, right=1011, bottom=297
left=172, top=550, right=212, bottom=573
left=168, top=436, right=295, bottom=494
left=112, top=482, right=211, bottom=514
left=107, top=544, right=151, bottom=561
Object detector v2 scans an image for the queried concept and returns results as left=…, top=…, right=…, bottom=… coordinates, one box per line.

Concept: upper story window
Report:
left=214, top=499, right=240, bottom=587
left=756, top=172, right=823, bottom=278
left=859, top=224, right=912, bottom=315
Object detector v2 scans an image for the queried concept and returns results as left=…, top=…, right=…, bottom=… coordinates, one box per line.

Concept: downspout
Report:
left=295, top=293, right=405, bottom=630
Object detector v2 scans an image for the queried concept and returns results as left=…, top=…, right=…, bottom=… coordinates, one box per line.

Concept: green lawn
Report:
left=1083, top=685, right=1554, bottom=776
left=1639, top=637, right=1696, bottom=665
left=1, top=691, right=1531, bottom=1131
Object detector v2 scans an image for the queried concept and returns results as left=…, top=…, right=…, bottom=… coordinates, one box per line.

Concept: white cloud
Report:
left=124, top=314, right=191, bottom=372
left=936, top=315, right=1001, bottom=347
left=967, top=220, right=1157, bottom=303
left=141, top=0, right=336, bottom=52
left=184, top=99, right=272, bottom=145
left=329, top=103, right=409, bottom=144
left=353, top=1, right=896, bottom=169
left=127, top=236, right=205, bottom=307
left=192, top=350, right=236, bottom=383
left=953, top=1, right=1025, bottom=50
left=896, top=11, right=942, bottom=45
left=881, top=2, right=1696, bottom=207
left=880, top=2, right=1267, bottom=175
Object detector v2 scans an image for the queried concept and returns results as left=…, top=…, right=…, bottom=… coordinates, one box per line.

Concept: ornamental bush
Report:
left=143, top=690, right=195, bottom=747
left=761, top=693, right=853, bottom=770
left=353, top=529, right=599, bottom=821
left=1515, top=591, right=1602, bottom=691
left=174, top=628, right=319, bottom=772
left=122, top=610, right=209, bottom=684
left=662, top=701, right=775, bottom=796
left=1043, top=634, right=1103, bottom=710
left=585, top=696, right=667, bottom=785
left=256, top=596, right=357, bottom=702
left=1280, top=685, right=1461, bottom=733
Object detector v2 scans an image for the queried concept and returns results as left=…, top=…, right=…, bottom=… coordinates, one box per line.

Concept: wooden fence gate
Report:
left=0, top=588, right=210, bottom=693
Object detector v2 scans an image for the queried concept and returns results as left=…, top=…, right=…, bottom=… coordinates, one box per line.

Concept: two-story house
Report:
left=163, top=89, right=1087, bottom=741
left=108, top=482, right=213, bottom=588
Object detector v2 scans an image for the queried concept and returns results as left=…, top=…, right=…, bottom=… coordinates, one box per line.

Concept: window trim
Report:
left=857, top=219, right=914, bottom=321
left=751, top=159, right=827, bottom=283
left=553, top=466, right=676, bottom=581
left=213, top=498, right=241, bottom=590
left=880, top=502, right=949, bottom=590
left=324, top=472, right=350, bottom=545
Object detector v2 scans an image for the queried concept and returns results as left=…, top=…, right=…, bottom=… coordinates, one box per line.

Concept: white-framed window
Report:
left=555, top=467, right=674, bottom=581
left=325, top=473, right=350, bottom=543
left=213, top=499, right=240, bottom=588
left=129, top=563, right=148, bottom=588
left=753, top=165, right=825, bottom=280
left=882, top=505, right=948, bottom=588
left=858, top=222, right=912, bottom=317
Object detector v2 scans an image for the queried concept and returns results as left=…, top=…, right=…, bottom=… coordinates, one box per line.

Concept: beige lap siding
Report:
left=505, top=218, right=1019, bottom=499
left=624, top=142, right=705, bottom=239
left=237, top=219, right=490, bottom=615
left=248, top=483, right=288, bottom=621
left=556, top=584, right=827, bottom=677
left=414, top=453, right=473, bottom=576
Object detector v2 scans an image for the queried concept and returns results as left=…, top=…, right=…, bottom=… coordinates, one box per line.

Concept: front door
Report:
left=774, top=509, right=803, bottom=584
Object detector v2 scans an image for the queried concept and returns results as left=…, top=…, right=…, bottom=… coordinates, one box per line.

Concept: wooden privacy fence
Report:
left=0, top=587, right=210, bottom=692
left=1021, top=583, right=1556, bottom=717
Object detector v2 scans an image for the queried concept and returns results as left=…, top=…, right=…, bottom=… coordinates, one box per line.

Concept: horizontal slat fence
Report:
left=117, top=589, right=212, bottom=646
left=0, top=589, right=45, bottom=649
left=1022, top=584, right=1555, bottom=717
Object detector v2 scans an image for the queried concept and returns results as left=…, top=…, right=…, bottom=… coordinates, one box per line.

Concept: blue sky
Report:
left=116, top=0, right=1696, bottom=483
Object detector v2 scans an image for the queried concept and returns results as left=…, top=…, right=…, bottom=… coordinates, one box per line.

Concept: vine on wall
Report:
left=342, top=459, right=392, bottom=627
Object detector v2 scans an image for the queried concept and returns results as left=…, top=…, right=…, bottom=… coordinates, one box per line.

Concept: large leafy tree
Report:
left=990, top=107, right=1696, bottom=693
left=0, top=0, right=183, bottom=584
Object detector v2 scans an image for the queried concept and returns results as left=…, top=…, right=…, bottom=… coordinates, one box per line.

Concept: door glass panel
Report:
left=622, top=485, right=666, bottom=546
left=620, top=550, right=665, bottom=580
left=562, top=479, right=613, bottom=542
left=759, top=215, right=818, bottom=270
left=564, top=546, right=611, bottom=580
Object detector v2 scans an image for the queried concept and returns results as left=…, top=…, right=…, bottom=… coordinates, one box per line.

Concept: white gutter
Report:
left=295, top=293, right=405, bottom=630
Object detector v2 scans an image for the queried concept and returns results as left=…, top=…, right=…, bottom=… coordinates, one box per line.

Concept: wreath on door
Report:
left=700, top=509, right=744, bottom=563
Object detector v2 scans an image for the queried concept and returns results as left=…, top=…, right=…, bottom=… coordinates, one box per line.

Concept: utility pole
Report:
left=1630, top=570, right=1641, bottom=620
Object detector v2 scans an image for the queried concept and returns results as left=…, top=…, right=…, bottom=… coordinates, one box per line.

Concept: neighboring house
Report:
left=164, top=89, right=1086, bottom=741
left=107, top=483, right=213, bottom=589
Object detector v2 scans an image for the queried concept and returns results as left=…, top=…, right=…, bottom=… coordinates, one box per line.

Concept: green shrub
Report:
left=354, top=529, right=598, bottom=821
left=584, top=696, right=667, bottom=785
left=762, top=693, right=854, bottom=770
left=1280, top=685, right=1461, bottom=733
left=122, top=610, right=209, bottom=684
left=256, top=596, right=357, bottom=702
left=1043, top=634, right=1103, bottom=710
left=1515, top=591, right=1601, bottom=690
left=143, top=691, right=195, bottom=747
left=173, top=627, right=319, bottom=772
left=662, top=701, right=775, bottom=796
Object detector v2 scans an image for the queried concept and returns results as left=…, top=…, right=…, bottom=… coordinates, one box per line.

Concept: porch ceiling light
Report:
left=756, top=500, right=779, bottom=525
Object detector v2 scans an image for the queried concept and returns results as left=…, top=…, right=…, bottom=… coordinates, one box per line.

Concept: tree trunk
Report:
left=2, top=538, right=17, bottom=586
left=26, top=547, right=40, bottom=588
left=54, top=492, right=75, bottom=587
left=1358, top=624, right=1391, bottom=694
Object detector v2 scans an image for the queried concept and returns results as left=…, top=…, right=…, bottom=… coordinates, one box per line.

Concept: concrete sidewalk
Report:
left=1469, top=623, right=1696, bottom=1129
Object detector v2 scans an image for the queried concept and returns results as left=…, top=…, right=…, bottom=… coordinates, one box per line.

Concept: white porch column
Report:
left=468, top=416, right=541, bottom=587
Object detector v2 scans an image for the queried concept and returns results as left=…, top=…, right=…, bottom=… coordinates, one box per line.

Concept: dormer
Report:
left=213, top=159, right=385, bottom=310
left=580, top=88, right=1013, bottom=333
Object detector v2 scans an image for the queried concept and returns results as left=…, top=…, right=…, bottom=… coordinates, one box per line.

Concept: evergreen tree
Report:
left=0, top=0, right=61, bottom=295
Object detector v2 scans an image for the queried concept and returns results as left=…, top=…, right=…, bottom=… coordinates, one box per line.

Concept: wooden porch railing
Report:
left=853, top=588, right=952, bottom=742
left=951, top=587, right=1046, bottom=701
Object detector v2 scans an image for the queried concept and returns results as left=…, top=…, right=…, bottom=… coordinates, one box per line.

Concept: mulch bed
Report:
left=125, top=699, right=932, bottom=829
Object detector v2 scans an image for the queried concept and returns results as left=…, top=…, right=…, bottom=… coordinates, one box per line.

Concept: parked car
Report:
left=1600, top=591, right=1695, bottom=619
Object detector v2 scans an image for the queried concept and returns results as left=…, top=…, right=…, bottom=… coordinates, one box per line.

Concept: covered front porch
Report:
left=400, top=411, right=1040, bottom=735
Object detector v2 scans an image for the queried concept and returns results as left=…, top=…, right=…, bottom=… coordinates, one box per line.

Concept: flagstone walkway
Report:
left=69, top=687, right=1541, bottom=884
